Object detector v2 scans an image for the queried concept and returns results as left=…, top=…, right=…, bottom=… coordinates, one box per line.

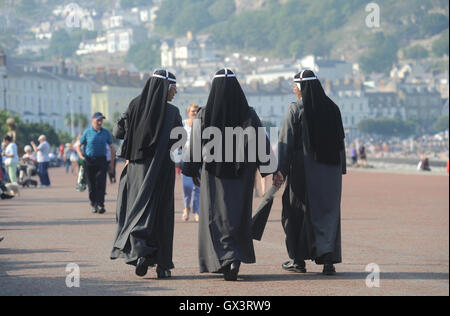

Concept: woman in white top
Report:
left=181, top=104, right=201, bottom=222
left=2, top=135, right=19, bottom=183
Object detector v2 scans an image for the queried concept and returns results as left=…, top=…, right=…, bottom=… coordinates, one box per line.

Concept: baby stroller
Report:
left=18, top=159, right=38, bottom=188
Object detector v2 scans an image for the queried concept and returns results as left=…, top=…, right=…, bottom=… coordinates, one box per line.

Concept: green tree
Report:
left=126, top=38, right=161, bottom=71
left=359, top=33, right=399, bottom=74
left=21, top=122, right=60, bottom=146
left=0, top=110, right=62, bottom=149
left=0, top=110, right=21, bottom=139
left=358, top=117, right=416, bottom=137
left=404, top=45, right=429, bottom=60
left=421, top=13, right=449, bottom=37
left=208, top=0, right=236, bottom=22
left=0, top=33, right=19, bottom=55
left=47, top=29, right=78, bottom=58
left=57, top=130, right=73, bottom=144
left=432, top=30, right=449, bottom=57
left=433, top=115, right=449, bottom=132
left=156, top=0, right=216, bottom=36
left=120, top=0, right=152, bottom=9
left=18, top=0, right=39, bottom=17
left=65, top=113, right=89, bottom=134
left=45, top=29, right=97, bottom=59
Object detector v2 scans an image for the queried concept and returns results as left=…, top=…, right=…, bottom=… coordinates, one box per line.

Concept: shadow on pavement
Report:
left=0, top=248, right=69, bottom=255
left=0, top=274, right=174, bottom=296
left=3, top=198, right=117, bottom=204
left=0, top=218, right=115, bottom=227
left=238, top=272, right=449, bottom=282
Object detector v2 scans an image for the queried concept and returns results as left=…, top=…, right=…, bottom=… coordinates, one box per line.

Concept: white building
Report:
left=76, top=36, right=108, bottom=56
left=330, top=90, right=370, bottom=137
left=161, top=34, right=217, bottom=68
left=0, top=52, right=92, bottom=135
left=107, top=28, right=132, bottom=53
left=17, top=40, right=51, bottom=56
left=245, top=65, right=298, bottom=85
left=106, top=26, right=146, bottom=54
left=247, top=93, right=294, bottom=127
left=298, top=55, right=354, bottom=80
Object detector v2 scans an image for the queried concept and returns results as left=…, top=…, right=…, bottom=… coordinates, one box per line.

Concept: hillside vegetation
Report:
left=155, top=0, right=449, bottom=73
left=1, top=0, right=448, bottom=74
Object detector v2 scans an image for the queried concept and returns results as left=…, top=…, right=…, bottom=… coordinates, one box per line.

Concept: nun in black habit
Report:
left=110, top=70, right=184, bottom=278
left=183, top=69, right=274, bottom=281
left=275, top=70, right=346, bottom=276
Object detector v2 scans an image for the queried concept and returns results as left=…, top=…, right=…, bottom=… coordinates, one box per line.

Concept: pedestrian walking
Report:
left=275, top=70, right=346, bottom=276
left=359, top=144, right=367, bottom=167
left=69, top=144, right=79, bottom=175
left=350, top=145, right=358, bottom=167
left=183, top=69, right=274, bottom=281
left=111, top=70, right=183, bottom=279
left=76, top=113, right=115, bottom=214
left=2, top=135, right=19, bottom=183
left=63, top=143, right=74, bottom=174
left=31, top=135, right=51, bottom=188
left=181, top=104, right=200, bottom=222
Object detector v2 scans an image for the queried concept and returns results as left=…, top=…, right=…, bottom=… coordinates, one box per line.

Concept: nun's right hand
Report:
left=273, top=171, right=284, bottom=189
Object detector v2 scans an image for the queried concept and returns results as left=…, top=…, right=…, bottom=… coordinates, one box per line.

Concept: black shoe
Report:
left=156, top=266, right=172, bottom=279
left=224, top=261, right=240, bottom=281
left=136, top=257, right=152, bottom=277
left=0, top=236, right=4, bottom=242
left=218, top=264, right=230, bottom=275
left=323, top=264, right=336, bottom=276
left=91, top=206, right=98, bottom=214
left=97, top=206, right=106, bottom=214
left=282, top=260, right=307, bottom=273
left=1, top=193, right=14, bottom=200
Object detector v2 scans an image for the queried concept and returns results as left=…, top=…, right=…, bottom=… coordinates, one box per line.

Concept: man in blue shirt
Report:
left=76, top=112, right=115, bottom=214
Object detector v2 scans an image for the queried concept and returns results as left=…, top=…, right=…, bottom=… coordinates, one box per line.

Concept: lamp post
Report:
left=67, top=85, right=74, bottom=138
left=38, top=84, right=42, bottom=123
left=78, top=95, right=83, bottom=134
left=2, top=74, right=7, bottom=111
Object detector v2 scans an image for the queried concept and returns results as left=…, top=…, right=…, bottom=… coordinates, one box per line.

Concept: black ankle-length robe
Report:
left=183, top=108, right=274, bottom=273
left=111, top=104, right=183, bottom=269
left=278, top=101, right=346, bottom=265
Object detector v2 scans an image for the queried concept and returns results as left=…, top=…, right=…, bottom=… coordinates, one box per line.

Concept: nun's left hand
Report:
left=193, top=176, right=201, bottom=187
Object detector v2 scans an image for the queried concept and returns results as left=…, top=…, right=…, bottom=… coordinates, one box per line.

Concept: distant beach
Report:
left=347, top=158, right=448, bottom=176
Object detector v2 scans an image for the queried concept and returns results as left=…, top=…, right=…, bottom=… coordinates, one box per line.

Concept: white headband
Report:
left=214, top=68, right=236, bottom=79
left=153, top=69, right=177, bottom=82
left=294, top=70, right=318, bottom=82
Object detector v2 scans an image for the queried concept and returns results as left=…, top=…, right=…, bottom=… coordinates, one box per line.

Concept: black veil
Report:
left=203, top=69, right=253, bottom=178
left=123, top=69, right=176, bottom=162
left=295, top=70, right=345, bottom=165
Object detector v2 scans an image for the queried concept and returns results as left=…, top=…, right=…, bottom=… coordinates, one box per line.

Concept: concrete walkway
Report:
left=0, top=165, right=448, bottom=296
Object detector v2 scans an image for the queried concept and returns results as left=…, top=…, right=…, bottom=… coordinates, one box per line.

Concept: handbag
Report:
left=4, top=158, right=12, bottom=167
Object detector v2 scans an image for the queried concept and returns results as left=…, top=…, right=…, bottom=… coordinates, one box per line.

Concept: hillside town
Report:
left=0, top=1, right=448, bottom=138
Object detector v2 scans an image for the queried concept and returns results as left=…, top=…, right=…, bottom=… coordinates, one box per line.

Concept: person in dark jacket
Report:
left=111, top=70, right=184, bottom=279
left=274, top=70, right=346, bottom=276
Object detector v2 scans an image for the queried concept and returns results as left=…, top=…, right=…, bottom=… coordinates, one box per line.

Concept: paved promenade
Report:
left=0, top=165, right=448, bottom=296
